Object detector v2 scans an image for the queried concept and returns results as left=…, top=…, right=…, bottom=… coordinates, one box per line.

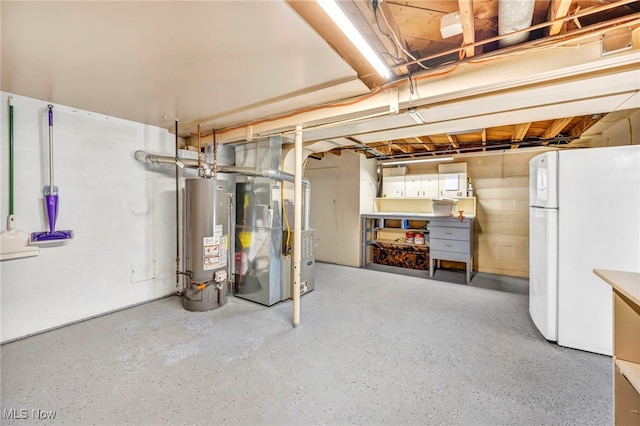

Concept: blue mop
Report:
left=31, top=105, right=73, bottom=242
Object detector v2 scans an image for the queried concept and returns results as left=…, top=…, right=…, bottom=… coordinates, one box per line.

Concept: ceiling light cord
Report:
left=377, top=3, right=429, bottom=71
left=372, top=0, right=400, bottom=60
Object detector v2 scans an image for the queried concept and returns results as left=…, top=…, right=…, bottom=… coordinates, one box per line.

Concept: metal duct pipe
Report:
left=135, top=151, right=309, bottom=185
left=134, top=150, right=311, bottom=229
left=135, top=150, right=207, bottom=170
left=499, top=0, right=535, bottom=48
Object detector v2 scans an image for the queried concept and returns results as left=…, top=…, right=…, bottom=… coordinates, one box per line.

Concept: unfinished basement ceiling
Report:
left=287, top=0, right=640, bottom=158
left=0, top=1, right=370, bottom=131
left=2, top=1, right=639, bottom=159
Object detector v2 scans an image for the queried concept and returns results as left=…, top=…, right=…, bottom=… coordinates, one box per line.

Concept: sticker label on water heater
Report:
left=203, top=237, right=219, bottom=270
left=203, top=236, right=226, bottom=270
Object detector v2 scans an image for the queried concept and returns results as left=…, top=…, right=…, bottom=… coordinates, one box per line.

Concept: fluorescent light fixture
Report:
left=381, top=156, right=454, bottom=166
left=316, top=0, right=391, bottom=79
left=407, top=107, right=426, bottom=124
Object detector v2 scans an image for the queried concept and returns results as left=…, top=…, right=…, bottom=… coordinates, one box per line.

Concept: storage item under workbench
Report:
left=372, top=242, right=429, bottom=270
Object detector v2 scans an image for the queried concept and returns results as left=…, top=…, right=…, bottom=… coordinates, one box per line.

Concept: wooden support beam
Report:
left=569, top=114, right=601, bottom=136
left=512, top=122, right=532, bottom=148
left=380, top=145, right=395, bottom=156
left=379, top=1, right=412, bottom=75
left=548, top=0, right=574, bottom=35
left=458, top=0, right=476, bottom=59
left=482, top=129, right=487, bottom=151
left=285, top=1, right=384, bottom=88
left=542, top=117, right=573, bottom=140
left=389, top=140, right=411, bottom=154
left=414, top=136, right=436, bottom=151
left=446, top=134, right=460, bottom=149
left=348, top=1, right=408, bottom=76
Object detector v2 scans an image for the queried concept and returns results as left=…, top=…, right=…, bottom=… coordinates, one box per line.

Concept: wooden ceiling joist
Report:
left=458, top=0, right=476, bottom=59
left=548, top=0, right=574, bottom=36
left=389, top=141, right=411, bottom=154
left=569, top=114, right=601, bottom=136
left=512, top=122, right=533, bottom=148
left=542, top=117, right=574, bottom=140
left=349, top=0, right=409, bottom=76
left=513, top=122, right=533, bottom=141
left=446, top=134, right=460, bottom=149
left=414, top=136, right=436, bottom=151
left=481, top=129, right=487, bottom=152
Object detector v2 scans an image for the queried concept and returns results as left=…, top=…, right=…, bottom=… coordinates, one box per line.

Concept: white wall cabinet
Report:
left=382, top=175, right=405, bottom=197
left=439, top=172, right=467, bottom=198
left=404, top=173, right=439, bottom=198
left=421, top=173, right=440, bottom=198
left=404, top=175, right=420, bottom=197
left=384, top=173, right=442, bottom=198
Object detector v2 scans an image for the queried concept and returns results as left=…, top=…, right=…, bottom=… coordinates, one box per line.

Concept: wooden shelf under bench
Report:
left=361, top=212, right=475, bottom=279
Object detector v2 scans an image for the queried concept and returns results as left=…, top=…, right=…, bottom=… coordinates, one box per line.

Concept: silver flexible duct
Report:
left=498, top=0, right=535, bottom=47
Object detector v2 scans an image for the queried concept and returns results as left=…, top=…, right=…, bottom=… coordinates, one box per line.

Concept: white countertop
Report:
left=362, top=212, right=475, bottom=220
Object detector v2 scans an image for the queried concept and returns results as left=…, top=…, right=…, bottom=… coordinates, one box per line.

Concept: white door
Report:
left=405, top=175, right=421, bottom=197
left=305, top=167, right=338, bottom=264
left=421, top=173, right=439, bottom=198
left=438, top=173, right=467, bottom=197
left=529, top=207, right=558, bottom=341
left=382, top=176, right=405, bottom=197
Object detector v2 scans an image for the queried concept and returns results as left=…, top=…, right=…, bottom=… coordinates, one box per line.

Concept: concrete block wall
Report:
left=0, top=93, right=177, bottom=342
left=465, top=149, right=549, bottom=278
left=408, top=148, right=551, bottom=278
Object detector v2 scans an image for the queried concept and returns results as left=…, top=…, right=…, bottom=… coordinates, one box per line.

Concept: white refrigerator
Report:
left=529, top=145, right=640, bottom=356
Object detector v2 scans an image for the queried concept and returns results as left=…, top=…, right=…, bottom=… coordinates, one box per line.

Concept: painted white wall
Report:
left=0, top=92, right=177, bottom=342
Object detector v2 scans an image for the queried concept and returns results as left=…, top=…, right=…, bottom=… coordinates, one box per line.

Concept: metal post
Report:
left=293, top=125, right=303, bottom=327
left=175, top=119, right=181, bottom=291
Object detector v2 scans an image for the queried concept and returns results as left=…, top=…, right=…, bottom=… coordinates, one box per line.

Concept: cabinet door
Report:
left=382, top=176, right=405, bottom=197
left=439, top=173, right=467, bottom=197
left=420, top=173, right=439, bottom=198
left=405, top=175, right=421, bottom=197
left=305, top=167, right=338, bottom=264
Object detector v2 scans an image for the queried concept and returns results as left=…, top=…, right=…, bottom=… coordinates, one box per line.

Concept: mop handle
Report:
left=48, top=105, right=54, bottom=190
left=8, top=97, right=14, bottom=216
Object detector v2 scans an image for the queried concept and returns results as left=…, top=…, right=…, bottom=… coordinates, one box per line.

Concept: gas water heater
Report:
left=183, top=178, right=230, bottom=311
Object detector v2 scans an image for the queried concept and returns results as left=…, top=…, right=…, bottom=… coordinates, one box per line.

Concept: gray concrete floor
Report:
left=1, top=262, right=611, bottom=425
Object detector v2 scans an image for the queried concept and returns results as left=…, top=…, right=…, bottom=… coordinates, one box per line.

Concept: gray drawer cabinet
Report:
left=429, top=218, right=474, bottom=283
